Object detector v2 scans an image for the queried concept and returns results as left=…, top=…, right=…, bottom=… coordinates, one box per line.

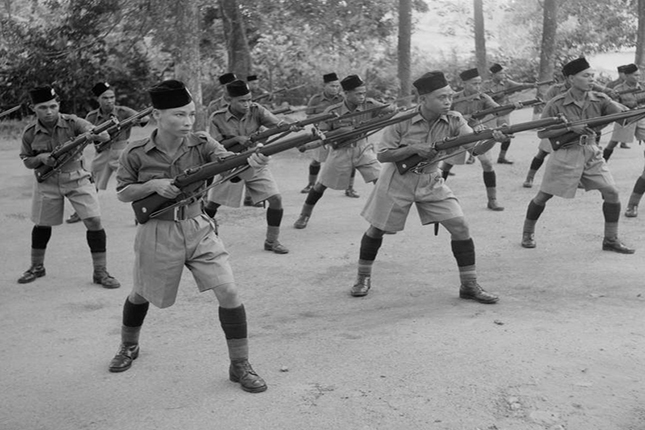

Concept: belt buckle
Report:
left=173, top=205, right=186, bottom=221
left=578, top=134, right=588, bottom=146
left=410, top=162, right=428, bottom=174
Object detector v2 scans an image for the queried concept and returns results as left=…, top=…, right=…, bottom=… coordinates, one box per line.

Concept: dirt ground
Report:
left=1, top=108, right=644, bottom=430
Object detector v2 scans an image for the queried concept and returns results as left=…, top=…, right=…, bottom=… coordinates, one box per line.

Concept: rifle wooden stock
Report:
left=395, top=116, right=566, bottom=175
left=34, top=117, right=118, bottom=182
left=95, top=107, right=153, bottom=153
left=470, top=98, right=543, bottom=121
left=546, top=107, right=645, bottom=151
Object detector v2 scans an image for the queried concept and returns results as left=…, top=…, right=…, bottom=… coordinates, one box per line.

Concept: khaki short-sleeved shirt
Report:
left=20, top=114, right=93, bottom=161
left=86, top=106, right=138, bottom=142
left=209, top=104, right=281, bottom=141
left=305, top=92, right=344, bottom=116
left=451, top=91, right=498, bottom=126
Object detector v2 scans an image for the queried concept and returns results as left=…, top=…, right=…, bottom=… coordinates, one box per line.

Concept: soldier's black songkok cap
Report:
left=323, top=73, right=339, bottom=83
left=218, top=73, right=237, bottom=85
left=562, top=57, right=590, bottom=77
left=617, top=65, right=628, bottom=73
left=340, top=75, right=364, bottom=91
left=623, top=63, right=638, bottom=74
left=227, top=80, right=251, bottom=98
left=92, top=82, right=112, bottom=97
left=246, top=75, right=258, bottom=82
left=149, top=80, right=192, bottom=109
left=413, top=71, right=449, bottom=95
left=489, top=63, right=503, bottom=74
left=29, top=86, right=57, bottom=105
left=459, top=68, right=480, bottom=81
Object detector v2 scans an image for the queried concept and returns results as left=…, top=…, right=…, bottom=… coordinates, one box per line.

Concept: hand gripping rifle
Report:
left=94, top=107, right=153, bottom=153
left=395, top=115, right=567, bottom=175
left=543, top=107, right=645, bottom=151
left=132, top=110, right=420, bottom=224
left=34, top=117, right=118, bottom=182
left=469, top=98, right=543, bottom=121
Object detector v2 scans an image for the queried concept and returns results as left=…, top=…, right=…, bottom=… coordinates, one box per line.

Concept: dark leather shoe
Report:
left=350, top=276, right=371, bottom=297
left=345, top=188, right=360, bottom=198
left=602, top=238, right=635, bottom=254
left=497, top=157, right=514, bottom=165
left=625, top=206, right=638, bottom=218
left=18, top=265, right=46, bottom=284
left=523, top=177, right=534, bottom=188
left=93, top=270, right=121, bottom=289
left=109, top=344, right=139, bottom=373
left=459, top=282, right=499, bottom=304
left=66, top=212, right=81, bottom=223
left=229, top=360, right=267, bottom=393
left=264, top=240, right=289, bottom=254
left=487, top=200, right=505, bottom=211
left=293, top=215, right=309, bottom=229
left=521, top=232, right=536, bottom=248
left=620, top=142, right=631, bottom=149
left=301, top=184, right=313, bottom=194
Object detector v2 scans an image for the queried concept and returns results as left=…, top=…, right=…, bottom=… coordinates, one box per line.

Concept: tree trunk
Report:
left=473, top=0, right=487, bottom=79
left=536, top=0, right=558, bottom=115
left=398, top=0, right=412, bottom=106
left=219, top=0, right=252, bottom=80
left=636, top=0, right=645, bottom=68
left=174, top=0, right=205, bottom=130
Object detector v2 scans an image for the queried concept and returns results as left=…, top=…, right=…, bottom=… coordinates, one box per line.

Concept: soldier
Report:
left=247, top=75, right=271, bottom=106
left=203, top=80, right=290, bottom=254
left=207, top=73, right=236, bottom=119
left=300, top=72, right=360, bottom=198
left=484, top=63, right=533, bottom=164
left=521, top=57, right=635, bottom=254
left=347, top=71, right=502, bottom=303
left=17, top=86, right=120, bottom=288
left=293, top=74, right=388, bottom=229
left=109, top=79, right=267, bottom=393
left=603, top=64, right=645, bottom=159
left=606, top=65, right=627, bottom=90
left=624, top=164, right=645, bottom=218
left=441, top=68, right=505, bottom=211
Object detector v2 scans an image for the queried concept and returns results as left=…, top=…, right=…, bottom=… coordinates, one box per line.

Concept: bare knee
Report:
left=440, top=217, right=470, bottom=240
left=83, top=217, right=102, bottom=230
left=213, top=282, right=241, bottom=308
left=266, top=194, right=282, bottom=208
left=366, top=225, right=385, bottom=239
left=601, top=186, right=620, bottom=203
left=313, top=183, right=327, bottom=193
left=128, top=291, right=148, bottom=304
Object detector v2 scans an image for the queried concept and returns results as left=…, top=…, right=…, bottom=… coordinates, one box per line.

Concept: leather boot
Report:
left=109, top=343, right=139, bottom=373
left=229, top=360, right=267, bottom=393
left=459, top=281, right=499, bottom=304
left=602, top=238, right=635, bottom=254
left=18, top=265, right=46, bottom=284
left=93, top=269, right=121, bottom=289
left=350, top=276, right=371, bottom=297
left=521, top=232, right=536, bottom=248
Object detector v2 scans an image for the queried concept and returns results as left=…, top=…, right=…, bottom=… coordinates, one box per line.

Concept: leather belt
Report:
left=153, top=203, right=203, bottom=221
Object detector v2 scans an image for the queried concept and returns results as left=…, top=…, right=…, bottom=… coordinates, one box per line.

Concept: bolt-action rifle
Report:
left=453, top=80, right=556, bottom=104
left=469, top=98, right=543, bottom=121
left=94, top=107, right=152, bottom=153
left=34, top=117, right=118, bottom=182
left=132, top=109, right=420, bottom=224
left=252, top=84, right=307, bottom=102
left=0, top=104, right=21, bottom=119
left=395, top=116, right=567, bottom=175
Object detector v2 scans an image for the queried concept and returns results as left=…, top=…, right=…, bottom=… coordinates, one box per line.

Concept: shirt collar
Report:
left=34, top=114, right=68, bottom=134
left=563, top=89, right=599, bottom=105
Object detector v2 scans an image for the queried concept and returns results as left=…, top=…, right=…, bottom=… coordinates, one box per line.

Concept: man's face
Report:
left=324, top=81, right=341, bottom=96
left=568, top=68, right=595, bottom=91
left=248, top=80, right=259, bottom=90
left=98, top=90, right=116, bottom=112
left=463, top=76, right=482, bottom=93
left=420, top=86, right=453, bottom=115
left=493, top=71, right=506, bottom=82
left=626, top=71, right=641, bottom=85
left=345, top=86, right=367, bottom=105
left=229, top=94, right=252, bottom=115
left=33, top=100, right=60, bottom=125
left=156, top=102, right=195, bottom=137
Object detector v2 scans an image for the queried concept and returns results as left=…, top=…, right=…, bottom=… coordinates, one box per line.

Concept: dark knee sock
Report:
left=305, top=188, right=325, bottom=206
left=357, top=233, right=383, bottom=277
left=633, top=177, right=645, bottom=195
left=31, top=226, right=52, bottom=267
left=219, top=305, right=247, bottom=339
left=122, top=298, right=149, bottom=345
left=523, top=200, right=546, bottom=233
left=530, top=157, right=544, bottom=172
left=266, top=208, right=283, bottom=227
left=451, top=238, right=476, bottom=284
left=309, top=164, right=321, bottom=176
left=204, top=201, right=220, bottom=218
left=483, top=171, right=496, bottom=188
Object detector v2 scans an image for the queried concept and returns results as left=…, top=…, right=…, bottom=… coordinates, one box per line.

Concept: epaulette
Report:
left=193, top=130, right=212, bottom=144
left=128, top=137, right=149, bottom=149
left=212, top=107, right=228, bottom=115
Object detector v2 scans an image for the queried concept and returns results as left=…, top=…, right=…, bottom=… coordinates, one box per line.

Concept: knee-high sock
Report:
left=523, top=200, right=546, bottom=234
left=526, top=157, right=545, bottom=180
left=628, top=177, right=645, bottom=208
left=122, top=298, right=149, bottom=345
left=31, top=226, right=51, bottom=267
left=266, top=208, right=284, bottom=243
left=451, top=238, right=476, bottom=285
left=87, top=229, right=107, bottom=271
left=308, top=163, right=321, bottom=186
left=219, top=305, right=248, bottom=362
left=357, top=233, right=383, bottom=278
left=603, top=202, right=621, bottom=240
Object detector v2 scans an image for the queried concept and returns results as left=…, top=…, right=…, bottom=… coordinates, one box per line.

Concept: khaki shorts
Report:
left=361, top=164, right=463, bottom=232
left=207, top=166, right=279, bottom=207
left=91, top=141, right=127, bottom=190
left=31, top=168, right=101, bottom=226
left=133, top=214, right=235, bottom=309
left=319, top=141, right=381, bottom=190
left=540, top=143, right=614, bottom=199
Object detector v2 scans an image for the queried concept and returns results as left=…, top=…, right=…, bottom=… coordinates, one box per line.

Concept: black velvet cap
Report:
left=149, top=80, right=192, bottom=109
left=227, top=80, right=251, bottom=98
left=623, top=63, right=638, bottom=74
left=323, top=72, right=339, bottom=83
left=218, top=73, right=237, bottom=85
left=459, top=68, right=480, bottom=81
left=413, top=71, right=449, bottom=95
left=617, top=65, right=628, bottom=73
left=340, top=75, right=364, bottom=91
left=92, top=82, right=111, bottom=97
left=29, top=86, right=57, bottom=105
left=489, top=63, right=503, bottom=74
left=562, top=57, right=590, bottom=77
left=246, top=75, right=258, bottom=82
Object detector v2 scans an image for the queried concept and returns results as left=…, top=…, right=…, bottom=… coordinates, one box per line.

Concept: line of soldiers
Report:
left=15, top=55, right=641, bottom=395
